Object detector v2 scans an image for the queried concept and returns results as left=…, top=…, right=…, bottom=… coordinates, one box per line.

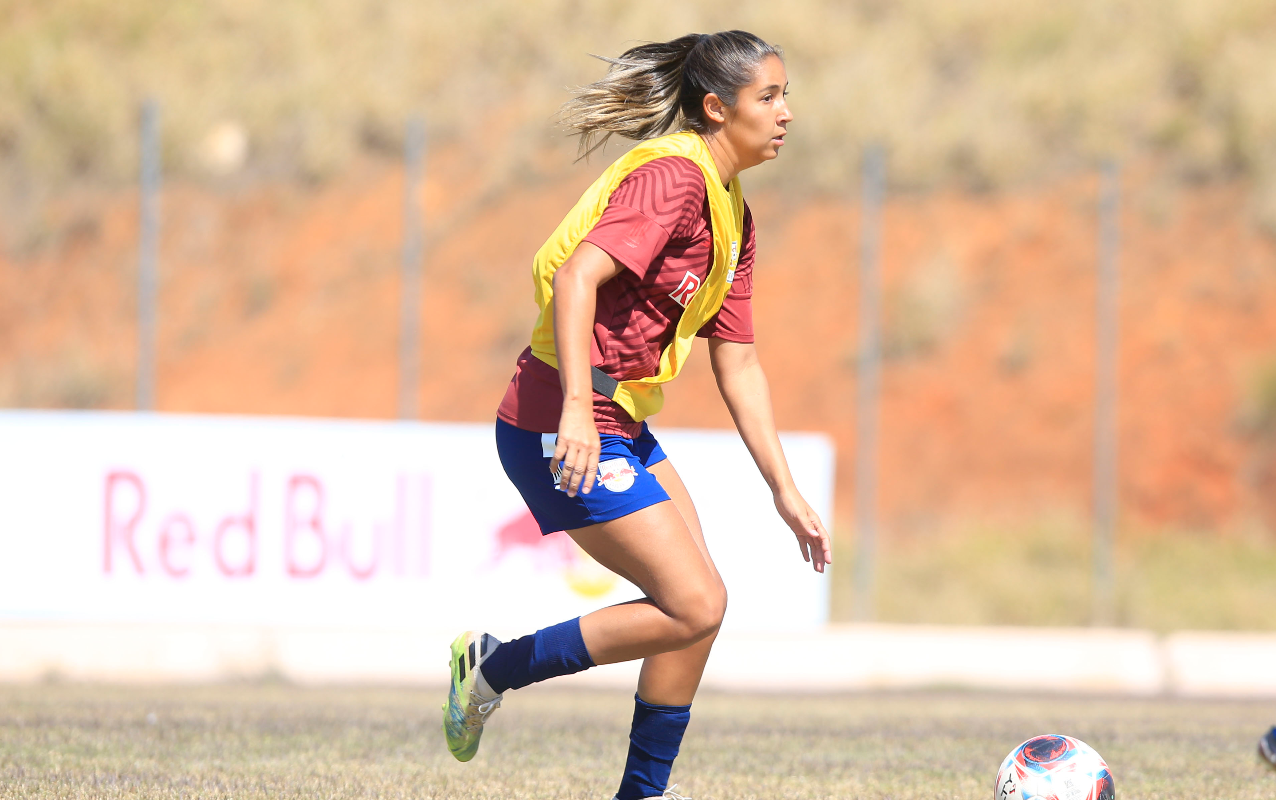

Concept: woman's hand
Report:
left=552, top=402, right=600, bottom=497
left=774, top=487, right=832, bottom=573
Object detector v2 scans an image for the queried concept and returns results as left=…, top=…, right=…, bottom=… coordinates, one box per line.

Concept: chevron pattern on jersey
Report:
left=606, top=157, right=706, bottom=241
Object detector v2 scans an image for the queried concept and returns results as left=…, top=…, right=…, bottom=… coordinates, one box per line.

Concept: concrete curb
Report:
left=1, top=622, right=1272, bottom=697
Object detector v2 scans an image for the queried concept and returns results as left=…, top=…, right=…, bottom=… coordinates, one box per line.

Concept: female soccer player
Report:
left=443, top=30, right=831, bottom=800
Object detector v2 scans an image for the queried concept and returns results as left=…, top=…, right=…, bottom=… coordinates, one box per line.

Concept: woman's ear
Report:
left=702, top=92, right=727, bottom=124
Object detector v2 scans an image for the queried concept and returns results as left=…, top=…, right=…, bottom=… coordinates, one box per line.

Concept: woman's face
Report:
left=715, top=54, right=792, bottom=170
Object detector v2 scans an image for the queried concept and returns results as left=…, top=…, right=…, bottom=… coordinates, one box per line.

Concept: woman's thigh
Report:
left=645, top=458, right=721, bottom=585
left=567, top=497, right=719, bottom=616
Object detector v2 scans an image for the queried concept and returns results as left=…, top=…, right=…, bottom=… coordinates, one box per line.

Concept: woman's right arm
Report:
left=550, top=241, right=624, bottom=497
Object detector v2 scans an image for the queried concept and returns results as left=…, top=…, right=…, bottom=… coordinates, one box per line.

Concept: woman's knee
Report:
left=672, top=580, right=727, bottom=643
left=705, top=581, right=727, bottom=630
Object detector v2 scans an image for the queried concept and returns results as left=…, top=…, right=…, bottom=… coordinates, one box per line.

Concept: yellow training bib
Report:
left=528, top=130, right=745, bottom=422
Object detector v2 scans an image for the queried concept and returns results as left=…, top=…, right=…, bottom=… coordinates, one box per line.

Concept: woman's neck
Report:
left=699, top=130, right=738, bottom=187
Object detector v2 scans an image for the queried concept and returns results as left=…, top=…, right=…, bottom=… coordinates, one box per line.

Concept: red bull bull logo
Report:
left=489, top=511, right=618, bottom=598
left=597, top=458, right=637, bottom=493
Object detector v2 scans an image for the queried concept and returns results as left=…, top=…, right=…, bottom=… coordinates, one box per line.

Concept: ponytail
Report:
left=560, top=30, right=783, bottom=158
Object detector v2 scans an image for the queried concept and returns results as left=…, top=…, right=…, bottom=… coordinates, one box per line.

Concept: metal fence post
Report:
left=1093, top=160, right=1121, bottom=625
left=136, top=99, right=160, bottom=412
left=398, top=117, right=426, bottom=421
left=854, top=145, right=885, bottom=622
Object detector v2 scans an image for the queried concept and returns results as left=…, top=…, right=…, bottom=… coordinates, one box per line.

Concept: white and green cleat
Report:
left=442, top=630, right=503, bottom=762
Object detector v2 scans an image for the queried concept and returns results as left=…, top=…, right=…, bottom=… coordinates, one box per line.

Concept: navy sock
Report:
left=479, top=617, right=595, bottom=694
left=616, top=694, right=692, bottom=800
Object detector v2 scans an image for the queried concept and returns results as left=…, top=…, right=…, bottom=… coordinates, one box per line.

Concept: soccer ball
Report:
left=993, top=734, right=1115, bottom=800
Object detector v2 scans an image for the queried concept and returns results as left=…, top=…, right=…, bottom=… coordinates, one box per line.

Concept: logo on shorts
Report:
left=669, top=271, right=702, bottom=307
left=541, top=433, right=563, bottom=488
left=598, top=458, right=638, bottom=492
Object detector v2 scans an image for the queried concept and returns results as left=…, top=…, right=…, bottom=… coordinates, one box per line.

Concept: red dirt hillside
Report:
left=3, top=153, right=1276, bottom=536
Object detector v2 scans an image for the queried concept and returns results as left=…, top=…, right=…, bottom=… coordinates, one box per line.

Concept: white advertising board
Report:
left=0, top=412, right=833, bottom=637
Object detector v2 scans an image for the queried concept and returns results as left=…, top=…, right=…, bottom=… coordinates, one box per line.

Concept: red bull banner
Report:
left=0, top=412, right=833, bottom=634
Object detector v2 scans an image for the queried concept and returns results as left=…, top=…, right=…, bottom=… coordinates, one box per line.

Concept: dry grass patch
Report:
left=1, top=683, right=1274, bottom=798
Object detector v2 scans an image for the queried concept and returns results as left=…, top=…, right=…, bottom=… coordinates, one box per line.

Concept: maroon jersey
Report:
left=498, top=156, right=756, bottom=438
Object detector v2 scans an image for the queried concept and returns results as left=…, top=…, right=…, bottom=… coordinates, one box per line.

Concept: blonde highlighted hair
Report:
left=560, top=31, right=783, bottom=158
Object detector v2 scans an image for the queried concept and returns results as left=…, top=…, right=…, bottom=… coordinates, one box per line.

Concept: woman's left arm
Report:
left=708, top=338, right=832, bottom=573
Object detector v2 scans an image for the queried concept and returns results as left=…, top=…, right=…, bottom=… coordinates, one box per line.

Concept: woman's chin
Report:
left=741, top=146, right=782, bottom=172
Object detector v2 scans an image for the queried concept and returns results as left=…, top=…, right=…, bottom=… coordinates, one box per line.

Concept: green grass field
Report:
left=1, top=683, right=1272, bottom=799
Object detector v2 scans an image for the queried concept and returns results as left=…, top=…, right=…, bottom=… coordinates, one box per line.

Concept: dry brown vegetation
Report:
left=853, top=522, right=1276, bottom=631
left=4, top=0, right=1276, bottom=210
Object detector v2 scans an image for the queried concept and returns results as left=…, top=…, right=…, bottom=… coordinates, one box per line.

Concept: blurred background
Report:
left=4, top=0, right=1276, bottom=633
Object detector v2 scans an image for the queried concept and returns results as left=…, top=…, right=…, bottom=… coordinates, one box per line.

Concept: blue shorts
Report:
left=496, top=418, right=671, bottom=534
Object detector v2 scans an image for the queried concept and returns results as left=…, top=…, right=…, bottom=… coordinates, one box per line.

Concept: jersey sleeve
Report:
left=697, top=202, right=755, bottom=343
left=581, top=157, right=707, bottom=280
